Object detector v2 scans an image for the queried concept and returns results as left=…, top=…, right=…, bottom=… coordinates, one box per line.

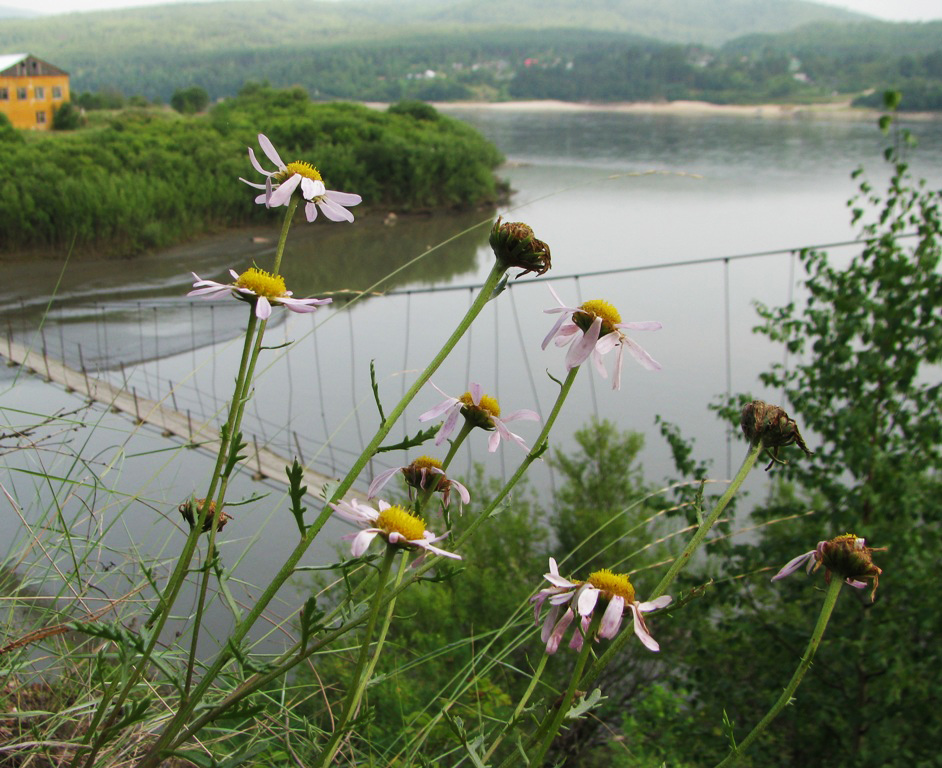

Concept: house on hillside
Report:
left=0, top=53, right=70, bottom=131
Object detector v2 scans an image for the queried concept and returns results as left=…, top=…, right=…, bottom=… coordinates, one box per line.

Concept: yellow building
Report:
left=0, top=53, right=70, bottom=131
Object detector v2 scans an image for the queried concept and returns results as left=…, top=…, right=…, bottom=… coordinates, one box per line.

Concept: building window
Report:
left=35, top=86, right=45, bottom=99
left=0, top=88, right=8, bottom=101
left=36, top=111, right=46, bottom=124
left=16, top=87, right=27, bottom=100
left=52, top=86, right=62, bottom=99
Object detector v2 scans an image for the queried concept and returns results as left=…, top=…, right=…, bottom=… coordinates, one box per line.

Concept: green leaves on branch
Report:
left=375, top=425, right=441, bottom=454
left=286, top=459, right=308, bottom=535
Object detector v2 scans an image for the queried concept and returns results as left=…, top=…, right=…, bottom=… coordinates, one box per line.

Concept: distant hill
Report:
left=0, top=0, right=866, bottom=59
left=2, top=0, right=938, bottom=108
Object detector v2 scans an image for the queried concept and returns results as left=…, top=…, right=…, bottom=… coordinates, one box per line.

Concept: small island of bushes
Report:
left=0, top=85, right=504, bottom=258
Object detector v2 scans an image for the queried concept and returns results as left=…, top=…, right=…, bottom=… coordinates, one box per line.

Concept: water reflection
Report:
left=1, top=208, right=495, bottom=369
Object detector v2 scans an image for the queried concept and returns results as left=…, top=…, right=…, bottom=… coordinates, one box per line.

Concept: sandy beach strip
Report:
left=431, top=98, right=891, bottom=120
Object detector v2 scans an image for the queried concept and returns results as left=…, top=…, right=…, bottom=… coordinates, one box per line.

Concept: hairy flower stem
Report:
left=455, top=367, right=579, bottom=548
left=74, top=309, right=263, bottom=768
left=136, top=262, right=509, bottom=767
left=578, top=439, right=763, bottom=692
left=441, top=419, right=473, bottom=471
left=714, top=576, right=844, bottom=767
left=270, top=197, right=299, bottom=276
left=526, top=612, right=602, bottom=767
left=184, top=313, right=272, bottom=694
left=317, top=545, right=398, bottom=766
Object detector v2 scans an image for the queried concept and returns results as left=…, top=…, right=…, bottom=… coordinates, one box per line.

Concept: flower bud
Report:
left=179, top=497, right=231, bottom=534
left=489, top=217, right=551, bottom=277
left=740, top=400, right=813, bottom=470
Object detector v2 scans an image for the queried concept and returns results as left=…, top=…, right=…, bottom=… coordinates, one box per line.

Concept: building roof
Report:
left=0, top=53, right=68, bottom=77
left=0, top=53, right=29, bottom=72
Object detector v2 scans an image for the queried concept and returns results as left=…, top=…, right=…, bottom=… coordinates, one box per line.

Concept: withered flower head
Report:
left=179, top=497, right=231, bottom=534
left=489, top=217, right=551, bottom=277
left=740, top=400, right=813, bottom=471
left=773, top=532, right=884, bottom=600
left=368, top=456, right=471, bottom=511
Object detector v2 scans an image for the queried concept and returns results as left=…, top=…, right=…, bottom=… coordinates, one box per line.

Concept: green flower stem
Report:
left=440, top=419, right=474, bottom=471
left=714, top=575, right=844, bottom=767
left=271, top=197, right=299, bottom=276
left=451, top=367, right=580, bottom=553
left=651, top=439, right=764, bottom=599
left=316, top=545, right=399, bottom=767
left=526, top=612, right=603, bottom=768
left=183, top=313, right=272, bottom=693
left=578, top=439, right=764, bottom=692
left=136, top=261, right=509, bottom=767
left=482, top=653, right=549, bottom=763
left=74, top=309, right=263, bottom=768
left=360, top=551, right=409, bottom=695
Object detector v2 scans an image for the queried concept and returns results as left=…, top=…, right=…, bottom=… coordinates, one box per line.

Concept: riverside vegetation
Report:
left=0, top=86, right=503, bottom=258
left=0, top=95, right=939, bottom=766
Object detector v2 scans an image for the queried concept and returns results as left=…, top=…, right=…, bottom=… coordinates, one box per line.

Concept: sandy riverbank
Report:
left=425, top=98, right=942, bottom=121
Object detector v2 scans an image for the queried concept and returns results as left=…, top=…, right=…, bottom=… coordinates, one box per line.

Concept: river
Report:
left=2, top=105, right=940, bottom=651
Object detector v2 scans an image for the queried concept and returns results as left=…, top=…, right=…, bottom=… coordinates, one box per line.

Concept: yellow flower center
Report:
left=834, top=532, right=861, bottom=544
left=274, top=160, right=323, bottom=183
left=587, top=569, right=636, bottom=603
left=459, top=391, right=501, bottom=430
left=403, top=456, right=446, bottom=492
left=412, top=456, right=443, bottom=471
left=235, top=267, right=287, bottom=299
left=574, top=299, right=622, bottom=336
left=375, top=505, right=427, bottom=543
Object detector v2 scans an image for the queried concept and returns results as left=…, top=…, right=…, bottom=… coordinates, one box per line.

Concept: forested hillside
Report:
left=1, top=0, right=939, bottom=108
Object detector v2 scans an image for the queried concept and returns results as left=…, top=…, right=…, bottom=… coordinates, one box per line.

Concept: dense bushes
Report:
left=1, top=86, right=503, bottom=256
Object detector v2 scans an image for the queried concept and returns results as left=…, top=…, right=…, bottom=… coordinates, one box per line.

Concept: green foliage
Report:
left=73, top=88, right=131, bottom=111
left=170, top=85, right=209, bottom=114
left=549, top=418, right=660, bottom=574
left=0, top=86, right=502, bottom=256
left=646, top=112, right=942, bottom=767
left=51, top=101, right=83, bottom=130
left=0, top=110, right=22, bottom=143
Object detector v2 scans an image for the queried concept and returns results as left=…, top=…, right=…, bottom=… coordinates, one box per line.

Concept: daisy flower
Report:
left=772, top=533, right=883, bottom=599
left=240, top=133, right=362, bottom=223
left=531, top=558, right=672, bottom=654
left=542, top=286, right=661, bottom=390
left=418, top=381, right=539, bottom=452
left=329, top=498, right=461, bottom=565
left=368, top=456, right=471, bottom=511
left=188, top=267, right=331, bottom=320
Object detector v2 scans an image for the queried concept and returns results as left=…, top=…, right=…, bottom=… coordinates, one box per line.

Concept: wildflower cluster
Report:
left=75, top=123, right=878, bottom=768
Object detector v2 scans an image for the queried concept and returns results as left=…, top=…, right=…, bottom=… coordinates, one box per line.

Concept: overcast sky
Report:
left=1, top=0, right=940, bottom=22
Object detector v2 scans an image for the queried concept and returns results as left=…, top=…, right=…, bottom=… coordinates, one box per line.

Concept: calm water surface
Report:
left=3, top=108, right=940, bottom=649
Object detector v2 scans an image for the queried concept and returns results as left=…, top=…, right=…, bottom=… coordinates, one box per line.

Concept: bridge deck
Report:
left=2, top=336, right=363, bottom=502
